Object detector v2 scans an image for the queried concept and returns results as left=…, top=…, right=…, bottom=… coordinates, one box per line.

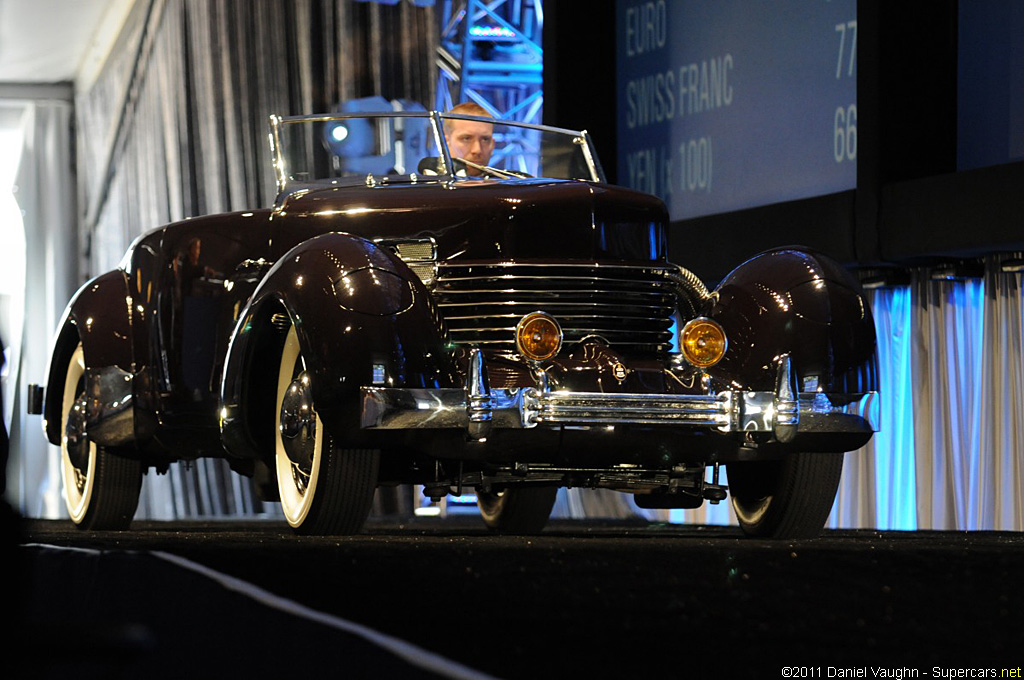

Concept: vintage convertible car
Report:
left=31, top=110, right=878, bottom=538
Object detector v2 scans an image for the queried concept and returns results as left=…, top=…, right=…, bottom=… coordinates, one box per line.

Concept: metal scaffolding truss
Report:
left=435, top=0, right=543, bottom=125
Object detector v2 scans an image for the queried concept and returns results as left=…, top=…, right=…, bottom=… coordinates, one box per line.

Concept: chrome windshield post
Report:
left=429, top=110, right=454, bottom=176
left=578, top=130, right=606, bottom=183
left=269, top=114, right=286, bottom=194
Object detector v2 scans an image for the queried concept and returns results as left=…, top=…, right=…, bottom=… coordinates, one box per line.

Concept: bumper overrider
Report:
left=360, top=349, right=879, bottom=444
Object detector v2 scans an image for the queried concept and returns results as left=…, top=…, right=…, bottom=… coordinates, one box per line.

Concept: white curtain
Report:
left=3, top=100, right=79, bottom=518
left=913, top=262, right=1023, bottom=529
left=832, top=264, right=1024, bottom=531
left=975, top=264, right=1024, bottom=529
left=0, top=102, right=27, bottom=503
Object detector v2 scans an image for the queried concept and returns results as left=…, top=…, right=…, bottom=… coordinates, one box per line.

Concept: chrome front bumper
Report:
left=360, top=350, right=879, bottom=442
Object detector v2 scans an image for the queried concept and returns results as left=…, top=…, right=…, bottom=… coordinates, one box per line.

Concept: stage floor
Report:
left=11, top=516, right=1024, bottom=678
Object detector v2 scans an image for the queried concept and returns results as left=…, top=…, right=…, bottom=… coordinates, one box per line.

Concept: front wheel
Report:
left=60, top=344, right=142, bottom=530
left=478, top=486, right=557, bottom=535
left=727, top=452, right=843, bottom=539
left=275, top=325, right=379, bottom=535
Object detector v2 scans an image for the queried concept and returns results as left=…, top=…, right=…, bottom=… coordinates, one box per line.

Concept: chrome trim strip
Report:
left=438, top=112, right=584, bottom=137
left=439, top=301, right=672, bottom=311
left=447, top=331, right=671, bottom=342
left=360, top=385, right=880, bottom=434
left=437, top=288, right=669, bottom=297
left=360, top=387, right=526, bottom=430
left=443, top=310, right=669, bottom=320
left=437, top=262, right=673, bottom=271
left=275, top=111, right=586, bottom=138
left=435, top=338, right=673, bottom=348
left=437, top=285, right=670, bottom=295
left=278, top=111, right=454, bottom=123
left=448, top=327, right=671, bottom=336
left=439, top=302, right=671, bottom=311
left=527, top=390, right=730, bottom=427
left=447, top=326, right=670, bottom=334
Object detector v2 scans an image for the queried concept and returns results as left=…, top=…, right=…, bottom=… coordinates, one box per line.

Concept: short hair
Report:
left=444, top=102, right=493, bottom=135
left=447, top=102, right=492, bottom=118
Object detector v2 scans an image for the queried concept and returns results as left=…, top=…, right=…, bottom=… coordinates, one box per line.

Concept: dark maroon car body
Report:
left=36, top=112, right=878, bottom=537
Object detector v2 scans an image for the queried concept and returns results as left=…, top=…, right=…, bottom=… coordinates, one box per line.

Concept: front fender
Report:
left=704, top=247, right=878, bottom=394
left=43, top=270, right=135, bottom=446
left=220, top=232, right=456, bottom=459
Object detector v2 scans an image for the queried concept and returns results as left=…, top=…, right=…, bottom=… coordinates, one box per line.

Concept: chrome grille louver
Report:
left=434, top=262, right=676, bottom=354
left=376, top=237, right=438, bottom=286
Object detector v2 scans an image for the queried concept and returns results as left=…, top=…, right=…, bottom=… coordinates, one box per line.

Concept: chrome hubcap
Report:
left=279, top=371, right=316, bottom=467
left=64, top=395, right=91, bottom=472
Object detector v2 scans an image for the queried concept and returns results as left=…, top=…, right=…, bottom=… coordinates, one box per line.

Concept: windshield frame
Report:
left=268, top=110, right=605, bottom=195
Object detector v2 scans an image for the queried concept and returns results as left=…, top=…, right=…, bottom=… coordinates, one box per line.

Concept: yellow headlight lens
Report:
left=680, top=317, right=728, bottom=368
left=516, top=312, right=563, bottom=362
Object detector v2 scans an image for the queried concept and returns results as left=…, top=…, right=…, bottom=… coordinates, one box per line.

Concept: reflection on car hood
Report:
left=274, top=178, right=668, bottom=263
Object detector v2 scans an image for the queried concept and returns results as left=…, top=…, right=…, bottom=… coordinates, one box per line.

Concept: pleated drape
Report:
left=975, top=265, right=1024, bottom=529
left=68, top=0, right=437, bottom=520
left=832, top=263, right=1024, bottom=531
left=5, top=100, right=79, bottom=518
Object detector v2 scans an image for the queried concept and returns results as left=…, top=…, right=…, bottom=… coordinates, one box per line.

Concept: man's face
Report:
left=445, top=118, right=495, bottom=175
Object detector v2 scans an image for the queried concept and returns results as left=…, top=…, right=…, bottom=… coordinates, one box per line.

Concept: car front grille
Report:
left=433, top=262, right=676, bottom=355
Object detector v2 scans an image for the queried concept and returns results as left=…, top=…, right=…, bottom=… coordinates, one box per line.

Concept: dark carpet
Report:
left=8, top=511, right=1024, bottom=679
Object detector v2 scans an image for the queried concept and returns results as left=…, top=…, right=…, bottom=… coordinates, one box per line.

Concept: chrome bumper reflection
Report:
left=84, top=366, right=136, bottom=447
left=360, top=350, right=879, bottom=441
left=359, top=386, right=879, bottom=433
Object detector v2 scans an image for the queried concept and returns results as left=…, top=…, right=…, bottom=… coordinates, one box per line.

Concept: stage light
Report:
left=470, top=26, right=516, bottom=39
left=322, top=97, right=428, bottom=176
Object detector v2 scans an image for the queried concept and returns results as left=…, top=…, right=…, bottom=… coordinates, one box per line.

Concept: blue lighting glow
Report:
left=867, top=285, right=917, bottom=530
left=470, top=25, right=516, bottom=38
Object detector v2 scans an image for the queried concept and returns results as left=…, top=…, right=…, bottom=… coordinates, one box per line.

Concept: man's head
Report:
left=444, top=103, right=495, bottom=175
